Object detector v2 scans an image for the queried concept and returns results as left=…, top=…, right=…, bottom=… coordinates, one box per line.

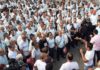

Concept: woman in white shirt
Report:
left=47, top=32, right=55, bottom=58
left=8, top=40, right=19, bottom=59
left=8, top=46, right=18, bottom=59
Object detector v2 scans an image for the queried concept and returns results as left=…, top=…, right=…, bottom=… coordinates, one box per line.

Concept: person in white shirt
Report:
left=47, top=23, right=56, bottom=36
left=31, top=42, right=41, bottom=60
left=29, top=34, right=36, bottom=52
left=25, top=23, right=35, bottom=39
left=0, top=48, right=8, bottom=70
left=34, top=11, right=40, bottom=23
left=9, top=29, right=17, bottom=40
left=17, top=31, right=30, bottom=57
left=47, top=32, right=55, bottom=58
left=8, top=40, right=19, bottom=59
left=36, top=32, right=42, bottom=43
left=55, top=31, right=65, bottom=61
left=96, top=20, right=100, bottom=35
left=4, top=33, right=11, bottom=47
left=34, top=53, right=48, bottom=70
left=60, top=52, right=79, bottom=70
left=78, top=38, right=94, bottom=70
left=0, top=27, right=4, bottom=41
left=0, top=39, right=6, bottom=51
left=16, top=24, right=23, bottom=38
left=89, top=8, right=97, bottom=26
left=8, top=45, right=18, bottom=59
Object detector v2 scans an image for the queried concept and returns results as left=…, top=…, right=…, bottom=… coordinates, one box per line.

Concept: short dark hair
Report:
left=87, top=43, right=93, bottom=50
left=67, top=53, right=73, bottom=61
left=30, top=34, right=35, bottom=40
left=93, top=29, right=98, bottom=34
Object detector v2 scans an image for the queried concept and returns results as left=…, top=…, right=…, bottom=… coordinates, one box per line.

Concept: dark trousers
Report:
left=49, top=48, right=55, bottom=58
left=95, top=51, right=100, bottom=61
left=94, top=50, right=100, bottom=66
left=56, top=47, right=64, bottom=60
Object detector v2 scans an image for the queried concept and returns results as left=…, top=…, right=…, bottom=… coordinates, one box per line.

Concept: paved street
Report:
left=53, top=42, right=84, bottom=70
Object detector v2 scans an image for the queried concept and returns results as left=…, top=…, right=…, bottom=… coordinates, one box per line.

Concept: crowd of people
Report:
left=0, top=0, right=100, bottom=70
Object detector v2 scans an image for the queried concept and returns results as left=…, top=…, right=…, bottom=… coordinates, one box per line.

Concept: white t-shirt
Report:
left=31, top=48, right=41, bottom=60
left=90, top=15, right=97, bottom=25
left=96, top=26, right=100, bottom=35
left=60, top=61, right=79, bottom=70
left=29, top=40, right=34, bottom=51
left=25, top=28, right=35, bottom=38
left=62, top=33, right=68, bottom=45
left=34, top=60, right=46, bottom=70
left=48, top=28, right=56, bottom=36
left=84, top=50, right=95, bottom=66
left=17, top=37, right=29, bottom=56
left=47, top=37, right=55, bottom=48
left=8, top=50, right=17, bottom=59
left=4, top=38, right=10, bottom=46
left=55, top=36, right=65, bottom=48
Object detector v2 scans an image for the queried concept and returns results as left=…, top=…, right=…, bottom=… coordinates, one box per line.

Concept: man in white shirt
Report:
left=89, top=8, right=97, bottom=26
left=34, top=53, right=48, bottom=70
left=60, top=52, right=79, bottom=70
left=79, top=38, right=95, bottom=70
left=17, top=31, right=29, bottom=57
left=47, top=32, right=55, bottom=58
left=55, top=31, right=65, bottom=61
left=25, top=23, right=35, bottom=39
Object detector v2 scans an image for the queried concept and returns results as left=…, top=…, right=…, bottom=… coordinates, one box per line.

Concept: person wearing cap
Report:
left=60, top=52, right=79, bottom=70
